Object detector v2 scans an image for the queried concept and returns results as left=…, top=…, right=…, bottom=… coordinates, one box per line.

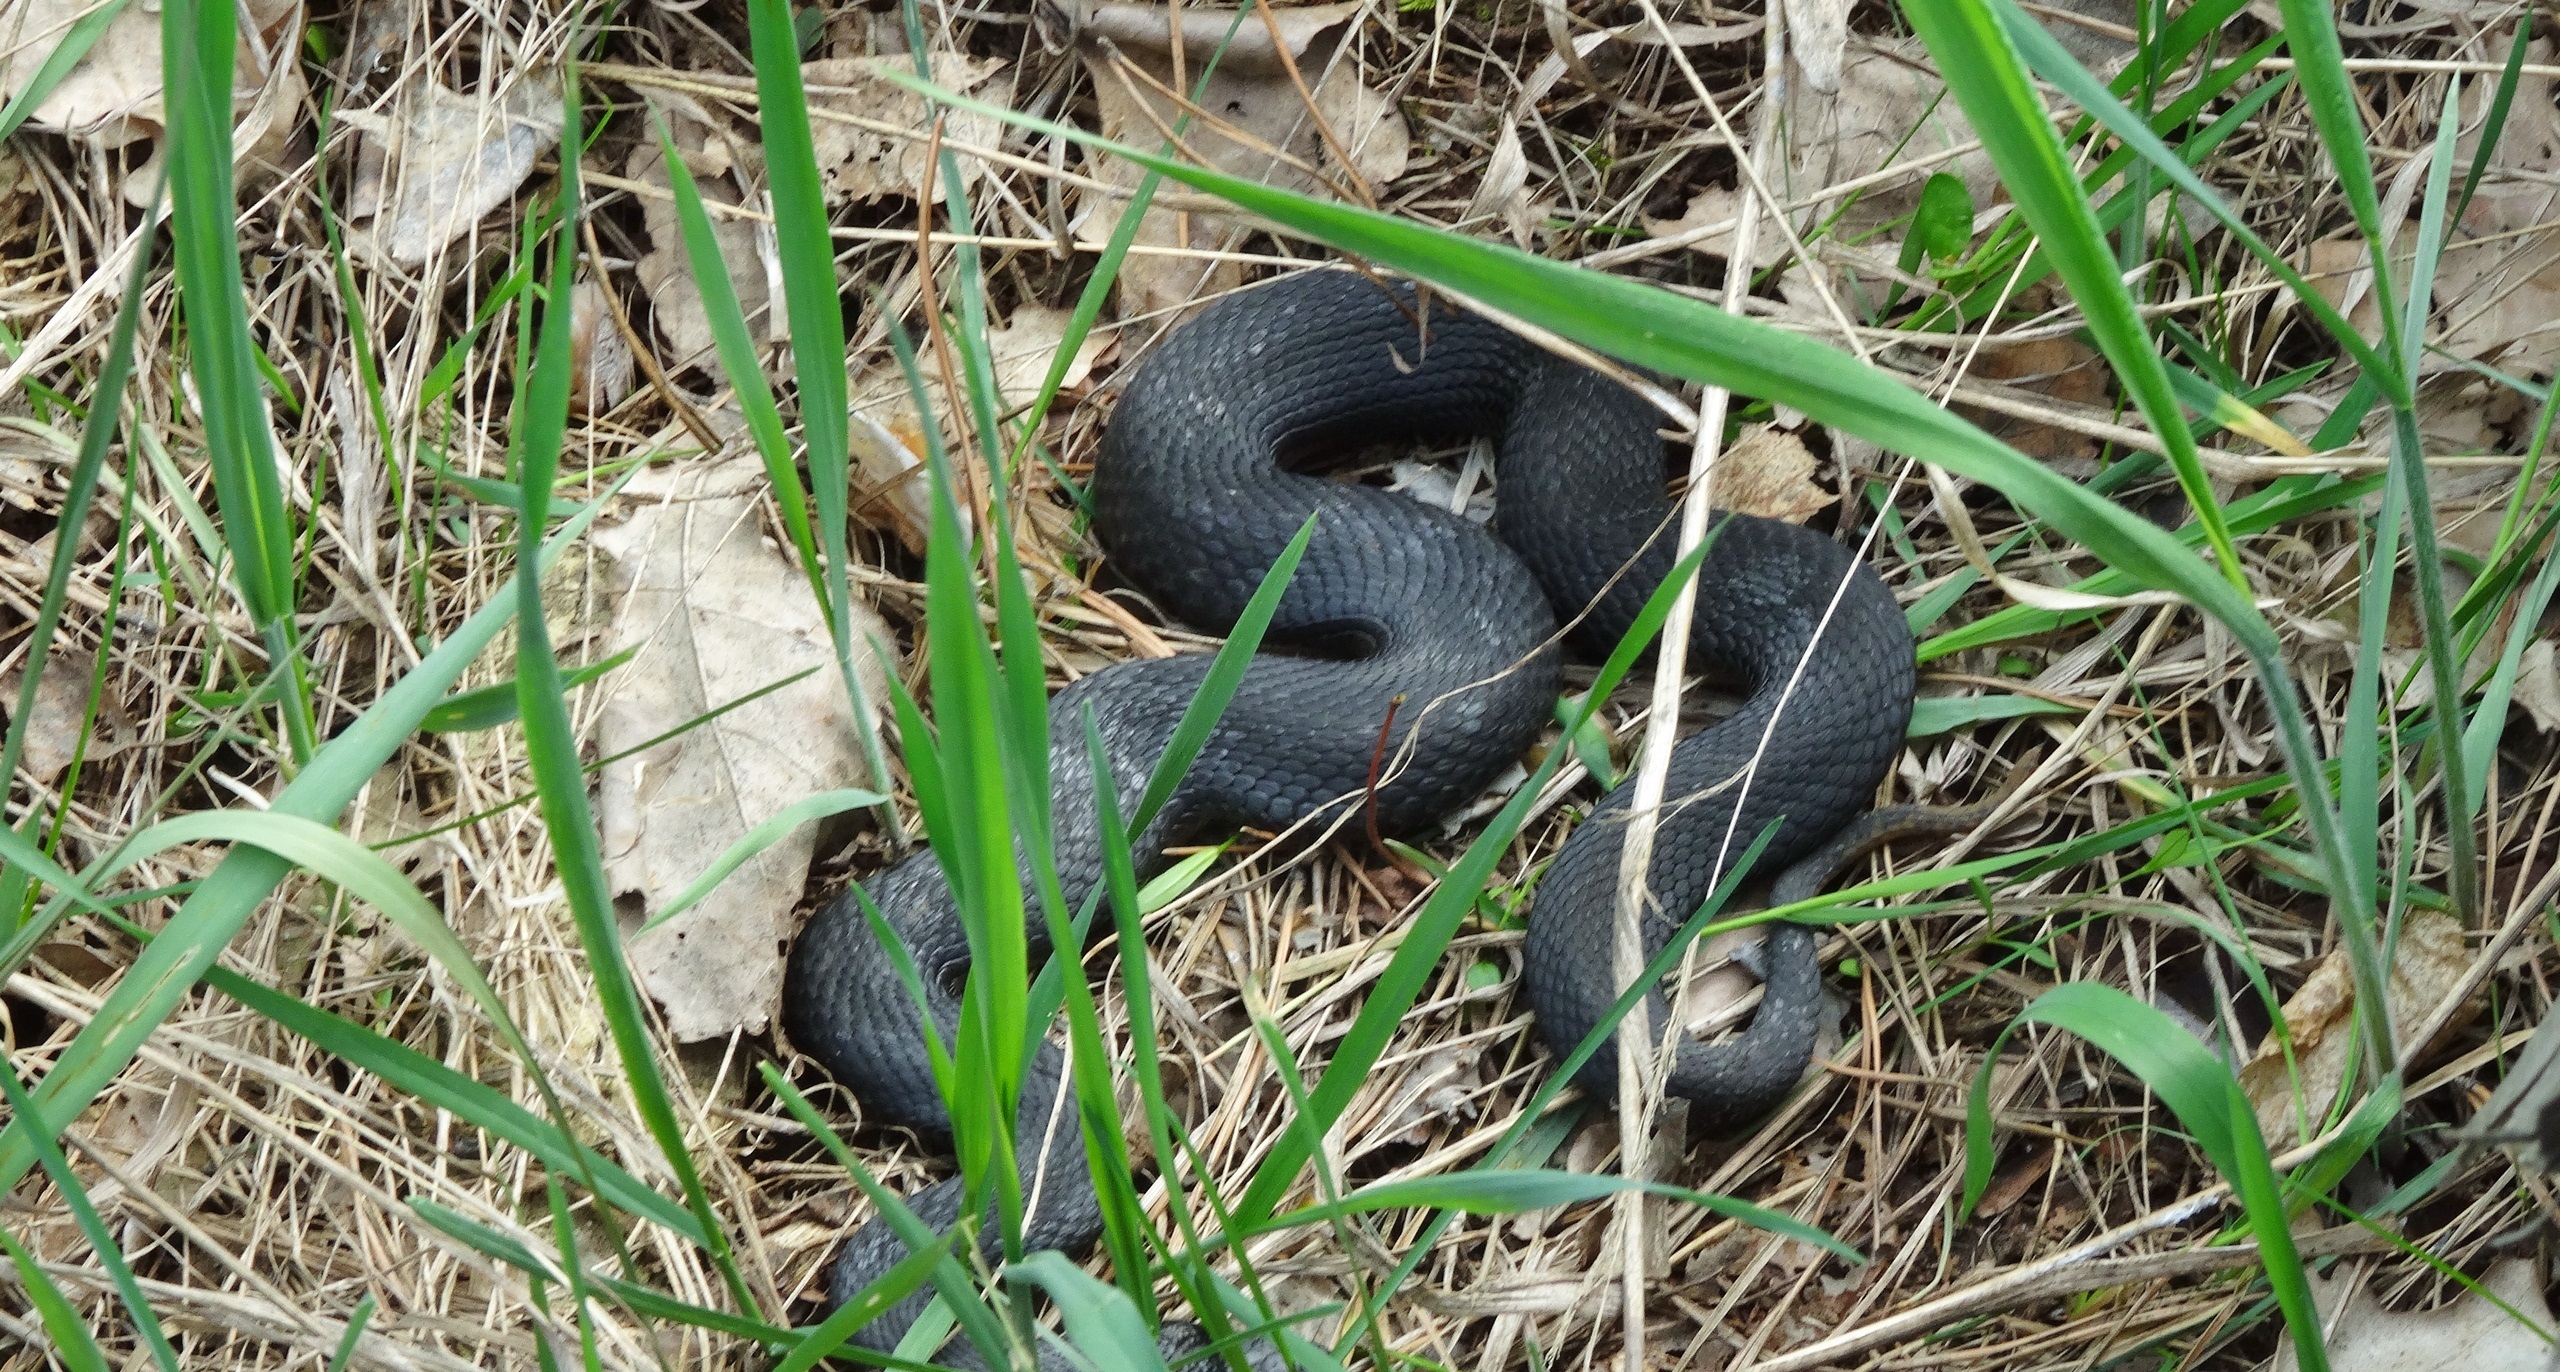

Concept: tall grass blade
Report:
left=0, top=1223, right=108, bottom=1372
left=2455, top=21, right=2531, bottom=228
left=0, top=1064, right=179, bottom=1370
left=0, top=485, right=621, bottom=1195
left=505, top=69, right=753, bottom=1316
left=743, top=0, right=897, bottom=832
left=1253, top=1171, right=1857, bottom=1260
left=1901, top=0, right=2242, bottom=590
left=161, top=0, right=312, bottom=760
left=2275, top=0, right=2410, bottom=401
left=1964, top=985, right=2325, bottom=1371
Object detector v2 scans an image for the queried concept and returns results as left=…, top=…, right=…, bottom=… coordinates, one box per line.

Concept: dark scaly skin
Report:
left=779, top=270, right=1916, bottom=1354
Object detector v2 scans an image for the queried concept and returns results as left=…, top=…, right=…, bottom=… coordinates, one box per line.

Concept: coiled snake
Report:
left=781, top=269, right=1916, bottom=1362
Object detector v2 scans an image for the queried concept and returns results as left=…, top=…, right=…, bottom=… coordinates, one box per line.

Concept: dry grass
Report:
left=3, top=0, right=2558, bottom=1368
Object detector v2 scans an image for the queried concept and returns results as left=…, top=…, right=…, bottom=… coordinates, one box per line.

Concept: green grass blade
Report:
left=0, top=0, right=133, bottom=140
left=1902, top=0, right=2241, bottom=590
left=636, top=788, right=887, bottom=933
left=2405, top=80, right=2462, bottom=383
left=0, top=1064, right=179, bottom=1370
left=0, top=1222, right=108, bottom=1372
left=2455, top=21, right=2531, bottom=228
left=1966, top=984, right=2327, bottom=1371
left=744, top=0, right=896, bottom=833
left=325, top=1295, right=377, bottom=1372
left=0, top=484, right=620, bottom=1196
left=2389, top=82, right=2484, bottom=928
left=2462, top=531, right=2560, bottom=813
left=420, top=646, right=638, bottom=733
left=161, top=0, right=312, bottom=760
left=653, top=113, right=824, bottom=591
left=1088, top=713, right=1237, bottom=1349
left=2276, top=0, right=2410, bottom=400
left=878, top=303, right=1036, bottom=1257
left=506, top=68, right=753, bottom=1317
left=407, top=1198, right=560, bottom=1279
left=1048, top=720, right=1153, bottom=1318
left=1254, top=1171, right=1858, bottom=1262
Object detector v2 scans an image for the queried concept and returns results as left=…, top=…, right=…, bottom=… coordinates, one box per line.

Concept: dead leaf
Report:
left=1782, top=0, right=1850, bottom=92
left=2274, top=1259, right=2556, bottom=1372
left=566, top=273, right=634, bottom=418
left=1070, top=1, right=1409, bottom=316
left=840, top=305, right=1098, bottom=554
left=593, top=453, right=897, bottom=1042
left=1710, top=426, right=1834, bottom=524
left=1960, top=334, right=2114, bottom=466
left=0, top=652, right=89, bottom=787
left=1465, top=120, right=1536, bottom=248
left=2240, top=909, right=2472, bottom=1149
left=802, top=54, right=1009, bottom=206
left=985, top=304, right=1114, bottom=402
left=0, top=0, right=305, bottom=205
left=2518, top=640, right=2560, bottom=733
left=1643, top=184, right=1788, bottom=270
left=627, top=115, right=773, bottom=370
left=1788, top=37, right=1998, bottom=246
left=341, top=77, right=563, bottom=265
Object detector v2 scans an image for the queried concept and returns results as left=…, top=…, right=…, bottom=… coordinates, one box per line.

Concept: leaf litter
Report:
left=2, top=1, right=2559, bottom=1370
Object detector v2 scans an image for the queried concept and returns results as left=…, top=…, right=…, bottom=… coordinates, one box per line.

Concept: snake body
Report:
left=780, top=270, right=1915, bottom=1357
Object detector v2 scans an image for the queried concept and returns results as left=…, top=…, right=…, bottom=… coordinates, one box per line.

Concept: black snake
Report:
left=780, top=269, right=1916, bottom=1363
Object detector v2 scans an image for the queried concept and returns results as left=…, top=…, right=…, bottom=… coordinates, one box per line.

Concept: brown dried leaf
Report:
left=342, top=77, right=562, bottom=265
left=593, top=455, right=897, bottom=1041
left=2239, top=909, right=2471, bottom=1149
left=566, top=273, right=634, bottom=418
left=1711, top=426, right=1834, bottom=524
left=1072, top=1, right=1409, bottom=317
left=0, top=0, right=304, bottom=205
left=803, top=54, right=1009, bottom=205
left=0, top=652, right=88, bottom=786
left=628, top=111, right=772, bottom=370
left=1961, top=334, right=2113, bottom=465
left=988, top=304, right=1114, bottom=401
